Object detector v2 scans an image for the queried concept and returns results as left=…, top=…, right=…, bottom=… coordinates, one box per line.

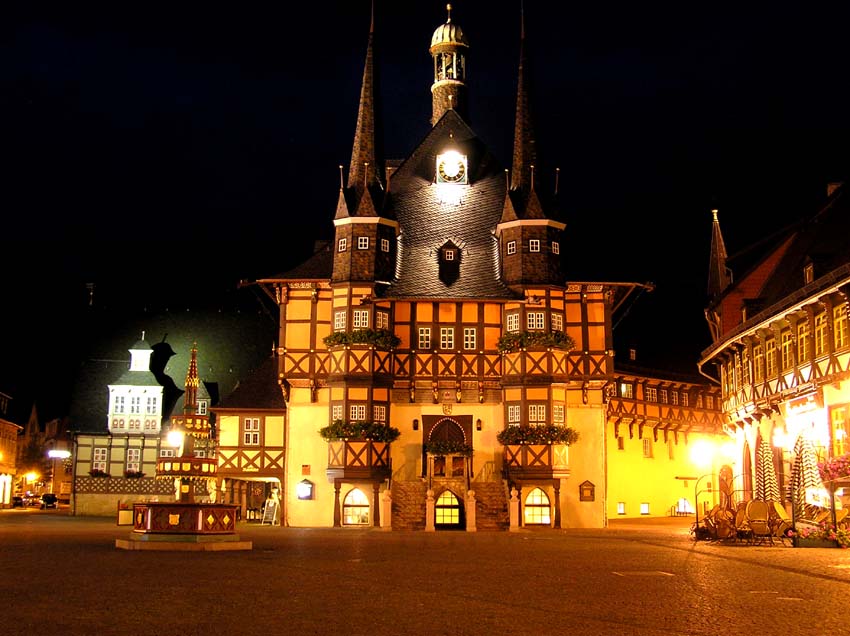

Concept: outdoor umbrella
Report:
left=791, top=434, right=823, bottom=520
left=742, top=439, right=753, bottom=501
left=755, top=428, right=780, bottom=501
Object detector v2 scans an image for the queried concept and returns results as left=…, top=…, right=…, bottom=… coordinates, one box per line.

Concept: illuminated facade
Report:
left=0, top=391, right=21, bottom=507
left=700, top=188, right=850, bottom=512
left=246, top=6, right=724, bottom=530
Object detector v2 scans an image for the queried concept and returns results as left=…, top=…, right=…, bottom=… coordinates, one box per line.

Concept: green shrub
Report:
left=424, top=439, right=473, bottom=456
left=496, top=425, right=579, bottom=445
left=318, top=420, right=401, bottom=443
left=497, top=331, right=575, bottom=353
left=323, top=329, right=401, bottom=350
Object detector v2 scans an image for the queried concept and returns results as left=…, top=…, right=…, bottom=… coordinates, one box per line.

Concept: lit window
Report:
left=645, top=387, right=657, bottom=402
left=529, top=239, right=540, bottom=252
left=507, top=241, right=516, bottom=255
left=353, top=309, right=369, bottom=329
left=765, top=338, right=777, bottom=376
left=375, top=311, right=390, bottom=330
left=553, top=404, right=564, bottom=423
left=619, top=382, right=633, bottom=399
left=440, top=327, right=454, bottom=350
left=797, top=321, right=810, bottom=361
left=617, top=502, right=626, bottom=515
left=334, top=311, right=347, bottom=331
left=741, top=348, right=751, bottom=385
left=706, top=395, right=714, bottom=409
left=381, top=238, right=390, bottom=252
left=640, top=503, right=650, bottom=515
left=349, top=404, right=366, bottom=421
left=338, top=238, right=347, bottom=252
left=159, top=448, right=175, bottom=458
left=671, top=391, right=679, bottom=405
left=781, top=330, right=793, bottom=370
left=507, top=404, right=521, bottom=423
left=444, top=249, right=455, bottom=261
left=523, top=488, right=551, bottom=525
left=418, top=327, right=431, bottom=350
left=529, top=404, right=546, bottom=424
left=551, top=241, right=560, bottom=255
left=753, top=344, right=764, bottom=382
left=243, top=418, right=260, bottom=445
left=815, top=313, right=828, bottom=356
left=463, top=327, right=476, bottom=350
left=682, top=393, right=689, bottom=407
left=126, top=449, right=140, bottom=473
left=506, top=313, right=519, bottom=333
left=342, top=488, right=370, bottom=526
left=435, top=491, right=461, bottom=525
left=357, top=236, right=369, bottom=250
left=92, top=448, right=108, bottom=473
left=834, top=305, right=848, bottom=349
left=331, top=404, right=343, bottom=421
left=373, top=405, right=386, bottom=422
left=660, top=389, right=668, bottom=404
left=551, top=313, right=563, bottom=332
left=526, top=312, right=545, bottom=330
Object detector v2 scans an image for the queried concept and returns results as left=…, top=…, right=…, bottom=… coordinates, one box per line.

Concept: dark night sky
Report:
left=3, top=1, right=850, bottom=421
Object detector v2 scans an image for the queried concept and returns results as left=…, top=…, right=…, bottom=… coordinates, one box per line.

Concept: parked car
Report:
left=40, top=493, right=58, bottom=509
left=23, top=494, right=41, bottom=507
left=11, top=496, right=24, bottom=508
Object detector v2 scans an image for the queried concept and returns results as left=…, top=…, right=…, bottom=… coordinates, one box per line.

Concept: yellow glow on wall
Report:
left=689, top=440, right=715, bottom=468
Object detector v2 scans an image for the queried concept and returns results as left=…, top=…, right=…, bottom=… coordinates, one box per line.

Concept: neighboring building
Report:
left=699, top=184, right=850, bottom=511
left=0, top=391, right=22, bottom=507
left=246, top=7, right=723, bottom=530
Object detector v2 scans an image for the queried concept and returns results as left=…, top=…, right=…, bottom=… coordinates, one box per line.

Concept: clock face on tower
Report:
left=436, top=150, right=468, bottom=184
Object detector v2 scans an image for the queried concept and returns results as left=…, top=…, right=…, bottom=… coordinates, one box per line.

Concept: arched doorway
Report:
left=342, top=488, right=370, bottom=526
left=435, top=490, right=464, bottom=530
left=523, top=487, right=551, bottom=526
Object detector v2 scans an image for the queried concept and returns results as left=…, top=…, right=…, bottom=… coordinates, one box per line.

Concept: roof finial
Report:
left=141, top=330, right=145, bottom=341
left=339, top=164, right=344, bottom=190
left=554, top=167, right=560, bottom=196
left=712, top=208, right=719, bottom=221
left=447, top=3, right=452, bottom=23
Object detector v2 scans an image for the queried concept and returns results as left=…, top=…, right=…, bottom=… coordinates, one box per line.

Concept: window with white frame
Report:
left=92, top=448, right=108, bottom=472
left=145, top=397, right=157, bottom=415
left=349, top=404, right=366, bottom=421
left=815, top=313, right=828, bottom=356
left=334, top=310, right=347, bottom=331
left=682, top=393, right=689, bottom=407
left=617, top=502, right=626, bottom=515
left=834, top=305, right=848, bottom=349
left=741, top=348, right=751, bottom=385
left=418, top=327, right=431, bottom=350
left=507, top=241, right=516, bottom=255
left=440, top=327, right=454, bottom=350
left=551, top=241, right=560, bottom=254
left=506, top=313, right=519, bottom=333
left=338, top=238, right=347, bottom=252
left=645, top=387, right=657, bottom=402
left=753, top=343, right=764, bottom=382
left=113, top=395, right=125, bottom=414
left=551, top=313, right=563, bottom=332
left=781, top=330, right=793, bottom=370
left=529, top=239, right=540, bottom=252
left=507, top=404, right=521, bottom=423
left=527, top=312, right=545, bottom=330
left=130, top=396, right=141, bottom=414
left=160, top=448, right=175, bottom=458
left=198, top=401, right=208, bottom=416
left=798, top=321, right=810, bottom=361
left=706, top=395, right=714, bottom=409
left=353, top=309, right=369, bottom=329
left=332, top=404, right=343, bottom=422
left=381, top=238, right=390, bottom=252
left=463, top=327, right=476, bottom=350
left=528, top=404, right=546, bottom=424
left=243, top=418, right=260, bottom=445
left=357, top=236, right=369, bottom=250
left=373, top=405, right=386, bottom=422
left=765, top=338, right=777, bottom=376
left=696, top=394, right=704, bottom=408
left=660, top=389, right=668, bottom=404
left=444, top=249, right=455, bottom=261
left=671, top=391, right=679, bottom=405
left=126, top=448, right=140, bottom=472
left=640, top=503, right=650, bottom=515
left=375, top=311, right=390, bottom=330
left=553, top=404, right=564, bottom=423
left=619, top=382, right=633, bottom=399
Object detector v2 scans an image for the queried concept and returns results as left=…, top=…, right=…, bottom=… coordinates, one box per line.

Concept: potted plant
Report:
left=323, top=328, right=401, bottom=350
left=497, top=331, right=575, bottom=353
left=818, top=453, right=850, bottom=482
left=124, top=469, right=145, bottom=479
left=318, top=420, right=401, bottom=443
left=424, top=439, right=473, bottom=456
left=88, top=468, right=110, bottom=478
left=496, top=424, right=579, bottom=446
left=787, top=522, right=847, bottom=548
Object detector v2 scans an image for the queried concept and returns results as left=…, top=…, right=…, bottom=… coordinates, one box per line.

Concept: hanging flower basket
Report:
left=818, top=453, right=850, bottom=482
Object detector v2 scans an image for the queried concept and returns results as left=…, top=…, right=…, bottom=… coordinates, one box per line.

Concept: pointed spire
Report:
left=707, top=208, right=732, bottom=301
left=347, top=4, right=382, bottom=195
left=510, top=3, right=537, bottom=192
left=183, top=343, right=199, bottom=415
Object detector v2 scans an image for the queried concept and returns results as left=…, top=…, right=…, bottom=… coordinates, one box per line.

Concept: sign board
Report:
left=261, top=499, right=279, bottom=525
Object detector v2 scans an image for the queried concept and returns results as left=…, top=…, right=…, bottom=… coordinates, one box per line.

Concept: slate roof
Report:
left=215, top=354, right=286, bottom=412
left=263, top=241, right=334, bottom=281
left=383, top=110, right=519, bottom=300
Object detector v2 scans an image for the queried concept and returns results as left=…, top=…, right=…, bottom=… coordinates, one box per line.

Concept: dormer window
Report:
left=444, top=249, right=455, bottom=261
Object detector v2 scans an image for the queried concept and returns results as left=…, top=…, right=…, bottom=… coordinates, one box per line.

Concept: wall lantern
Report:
left=48, top=450, right=71, bottom=459
left=413, top=418, right=419, bottom=431
left=476, top=419, right=482, bottom=431
left=296, top=479, right=314, bottom=500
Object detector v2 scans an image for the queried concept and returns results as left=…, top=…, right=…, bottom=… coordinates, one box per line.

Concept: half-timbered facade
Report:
left=250, top=6, right=724, bottom=530
left=699, top=187, right=850, bottom=508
